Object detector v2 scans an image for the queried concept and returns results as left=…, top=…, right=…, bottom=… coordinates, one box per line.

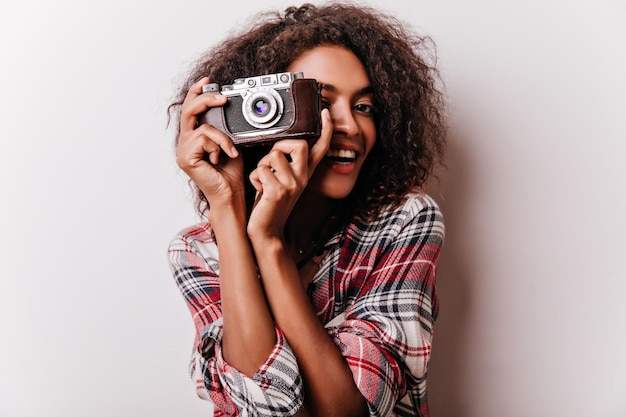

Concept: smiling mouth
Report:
left=326, top=149, right=357, bottom=164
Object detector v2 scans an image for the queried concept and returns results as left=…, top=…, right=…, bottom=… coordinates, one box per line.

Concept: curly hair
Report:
left=169, top=2, right=447, bottom=220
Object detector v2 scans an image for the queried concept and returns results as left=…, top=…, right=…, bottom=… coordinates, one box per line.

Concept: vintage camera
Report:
left=198, top=72, right=322, bottom=146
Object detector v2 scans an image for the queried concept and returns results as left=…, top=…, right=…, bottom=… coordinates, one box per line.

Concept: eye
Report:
left=354, top=102, right=377, bottom=116
left=321, top=97, right=331, bottom=110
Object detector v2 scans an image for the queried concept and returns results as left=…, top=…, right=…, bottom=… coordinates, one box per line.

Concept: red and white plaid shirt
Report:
left=168, top=192, right=444, bottom=417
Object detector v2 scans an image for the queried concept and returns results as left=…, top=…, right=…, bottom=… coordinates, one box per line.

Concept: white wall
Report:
left=1, top=1, right=624, bottom=416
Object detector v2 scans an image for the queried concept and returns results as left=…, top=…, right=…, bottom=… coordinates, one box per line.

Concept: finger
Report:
left=183, top=94, right=228, bottom=124
left=180, top=78, right=209, bottom=132
left=181, top=77, right=209, bottom=107
left=176, top=133, right=220, bottom=166
left=177, top=130, right=222, bottom=168
left=255, top=152, right=275, bottom=173
left=268, top=149, right=294, bottom=175
left=308, top=109, right=332, bottom=174
left=249, top=169, right=264, bottom=194
left=253, top=165, right=283, bottom=194
left=205, top=141, right=221, bottom=165
left=191, top=123, right=239, bottom=159
left=180, top=79, right=228, bottom=133
left=266, top=140, right=310, bottom=173
left=254, top=151, right=295, bottom=190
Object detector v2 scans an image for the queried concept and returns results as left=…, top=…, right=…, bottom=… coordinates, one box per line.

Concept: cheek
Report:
left=361, top=122, right=377, bottom=157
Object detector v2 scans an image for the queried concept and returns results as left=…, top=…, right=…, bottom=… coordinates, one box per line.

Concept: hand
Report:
left=247, top=109, right=332, bottom=240
left=176, top=77, right=244, bottom=206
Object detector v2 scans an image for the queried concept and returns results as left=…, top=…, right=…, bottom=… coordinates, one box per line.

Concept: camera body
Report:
left=199, top=72, right=322, bottom=146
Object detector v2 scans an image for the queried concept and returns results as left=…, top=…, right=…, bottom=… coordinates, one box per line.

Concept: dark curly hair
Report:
left=169, top=2, right=447, bottom=220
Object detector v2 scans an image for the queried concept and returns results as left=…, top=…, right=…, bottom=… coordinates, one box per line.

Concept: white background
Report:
left=1, top=1, right=625, bottom=416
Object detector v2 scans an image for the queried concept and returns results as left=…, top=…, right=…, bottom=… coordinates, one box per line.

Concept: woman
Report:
left=168, top=3, right=446, bottom=416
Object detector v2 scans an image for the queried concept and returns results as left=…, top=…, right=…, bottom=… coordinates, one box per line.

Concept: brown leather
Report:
left=199, top=78, right=321, bottom=146
left=285, top=78, right=322, bottom=139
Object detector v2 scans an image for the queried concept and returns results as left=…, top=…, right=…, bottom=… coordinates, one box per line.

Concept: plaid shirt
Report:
left=168, top=192, right=444, bottom=417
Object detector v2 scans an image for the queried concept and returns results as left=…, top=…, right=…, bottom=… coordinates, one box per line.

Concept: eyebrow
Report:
left=319, top=82, right=374, bottom=96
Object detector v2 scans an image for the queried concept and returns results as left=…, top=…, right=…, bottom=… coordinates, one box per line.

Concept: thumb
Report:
left=308, top=109, right=332, bottom=176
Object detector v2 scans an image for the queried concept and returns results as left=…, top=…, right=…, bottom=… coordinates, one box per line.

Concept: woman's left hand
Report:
left=247, top=109, right=332, bottom=241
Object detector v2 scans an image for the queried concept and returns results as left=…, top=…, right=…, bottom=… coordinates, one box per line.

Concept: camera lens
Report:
left=254, top=99, right=270, bottom=116
left=242, top=88, right=284, bottom=129
left=247, top=93, right=275, bottom=122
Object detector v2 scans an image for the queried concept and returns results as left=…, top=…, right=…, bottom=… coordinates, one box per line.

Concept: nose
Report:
left=330, top=101, right=359, bottom=137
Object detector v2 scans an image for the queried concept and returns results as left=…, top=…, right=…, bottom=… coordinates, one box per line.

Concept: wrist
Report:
left=208, top=200, right=247, bottom=233
left=247, top=215, right=286, bottom=247
left=249, top=233, right=287, bottom=257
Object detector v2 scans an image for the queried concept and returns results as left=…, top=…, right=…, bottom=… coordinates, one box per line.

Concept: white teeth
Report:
left=326, top=149, right=357, bottom=159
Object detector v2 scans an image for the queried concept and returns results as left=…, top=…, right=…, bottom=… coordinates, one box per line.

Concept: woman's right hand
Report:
left=176, top=77, right=243, bottom=207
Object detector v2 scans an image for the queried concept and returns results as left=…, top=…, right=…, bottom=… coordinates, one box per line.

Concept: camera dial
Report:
left=202, top=83, right=220, bottom=94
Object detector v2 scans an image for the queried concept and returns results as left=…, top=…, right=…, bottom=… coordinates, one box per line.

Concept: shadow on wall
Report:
left=427, top=132, right=475, bottom=417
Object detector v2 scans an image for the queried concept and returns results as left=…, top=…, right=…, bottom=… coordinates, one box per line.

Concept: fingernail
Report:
left=231, top=146, right=239, bottom=157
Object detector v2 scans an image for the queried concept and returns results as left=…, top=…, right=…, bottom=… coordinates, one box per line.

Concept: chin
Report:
left=319, top=188, right=353, bottom=200
left=308, top=173, right=358, bottom=200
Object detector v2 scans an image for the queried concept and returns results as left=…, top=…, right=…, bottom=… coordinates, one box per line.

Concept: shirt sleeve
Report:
left=325, top=196, right=444, bottom=417
left=168, top=225, right=304, bottom=416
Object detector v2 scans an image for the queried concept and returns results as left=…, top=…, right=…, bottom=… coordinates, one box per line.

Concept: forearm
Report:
left=252, top=238, right=368, bottom=417
left=209, top=206, right=277, bottom=377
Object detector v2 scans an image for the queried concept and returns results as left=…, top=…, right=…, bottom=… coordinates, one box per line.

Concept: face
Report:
left=287, top=46, right=377, bottom=200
